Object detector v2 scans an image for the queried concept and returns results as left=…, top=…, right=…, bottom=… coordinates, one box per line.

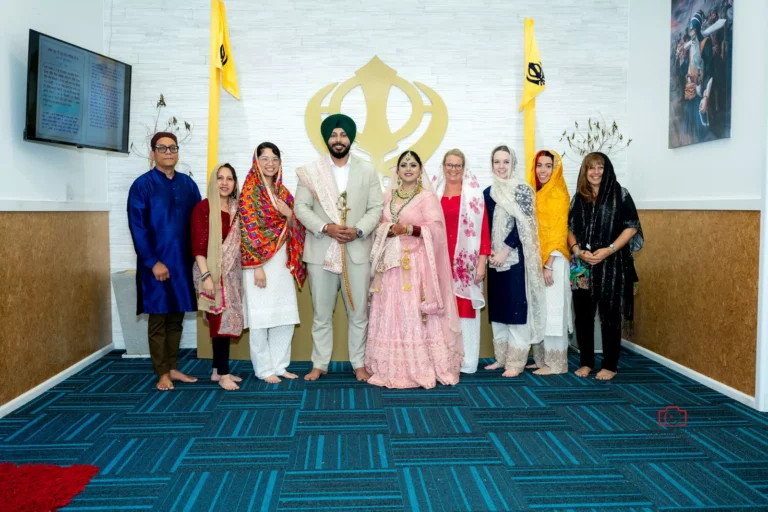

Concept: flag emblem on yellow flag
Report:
left=518, top=18, right=545, bottom=187
left=212, top=0, right=239, bottom=100
left=518, top=18, right=545, bottom=110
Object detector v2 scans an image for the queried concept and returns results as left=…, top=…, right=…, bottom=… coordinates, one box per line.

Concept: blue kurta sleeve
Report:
left=127, top=180, right=159, bottom=270
left=504, top=222, right=521, bottom=249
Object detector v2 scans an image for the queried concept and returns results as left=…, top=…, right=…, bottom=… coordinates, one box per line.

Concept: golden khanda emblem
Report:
left=305, top=56, right=448, bottom=177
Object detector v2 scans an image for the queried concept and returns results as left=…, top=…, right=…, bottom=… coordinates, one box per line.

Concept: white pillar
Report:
left=755, top=35, right=768, bottom=411
left=756, top=225, right=768, bottom=411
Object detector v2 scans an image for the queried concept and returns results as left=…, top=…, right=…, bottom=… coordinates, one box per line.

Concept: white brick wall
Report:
left=105, top=0, right=629, bottom=347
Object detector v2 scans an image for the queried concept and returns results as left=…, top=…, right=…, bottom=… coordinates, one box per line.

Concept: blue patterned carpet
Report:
left=2, top=348, right=768, bottom=511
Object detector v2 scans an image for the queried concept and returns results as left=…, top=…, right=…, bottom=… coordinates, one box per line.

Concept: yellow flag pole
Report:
left=521, top=17, right=536, bottom=187
left=206, top=0, right=221, bottom=184
left=524, top=97, right=536, bottom=186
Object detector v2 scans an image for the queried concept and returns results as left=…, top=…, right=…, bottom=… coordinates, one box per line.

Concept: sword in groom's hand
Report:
left=337, top=192, right=355, bottom=311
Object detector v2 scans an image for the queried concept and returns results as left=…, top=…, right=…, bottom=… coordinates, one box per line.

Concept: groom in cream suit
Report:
left=295, top=114, right=384, bottom=381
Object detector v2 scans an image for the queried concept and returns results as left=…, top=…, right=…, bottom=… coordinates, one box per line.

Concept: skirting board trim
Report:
left=622, top=339, right=757, bottom=409
left=0, top=343, right=115, bottom=418
left=112, top=340, right=197, bottom=351
left=568, top=342, right=603, bottom=354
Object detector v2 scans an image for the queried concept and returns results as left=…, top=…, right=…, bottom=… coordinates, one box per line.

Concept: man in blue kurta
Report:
left=127, top=132, right=201, bottom=391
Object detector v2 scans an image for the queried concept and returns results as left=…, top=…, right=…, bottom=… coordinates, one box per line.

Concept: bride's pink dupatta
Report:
left=370, top=181, right=463, bottom=357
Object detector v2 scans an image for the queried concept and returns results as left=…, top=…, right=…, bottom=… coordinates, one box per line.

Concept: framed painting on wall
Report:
left=669, top=0, right=733, bottom=149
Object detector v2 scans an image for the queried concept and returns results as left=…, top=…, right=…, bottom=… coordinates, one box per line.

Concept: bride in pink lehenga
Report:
left=365, top=150, right=463, bottom=389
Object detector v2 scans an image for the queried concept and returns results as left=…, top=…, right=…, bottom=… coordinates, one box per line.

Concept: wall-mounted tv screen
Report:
left=24, top=29, right=132, bottom=153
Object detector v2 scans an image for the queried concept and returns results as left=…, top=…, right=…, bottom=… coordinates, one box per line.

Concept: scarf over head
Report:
left=568, top=152, right=644, bottom=323
left=321, top=114, right=357, bottom=145
left=239, top=150, right=307, bottom=287
left=193, top=163, right=244, bottom=336
left=489, top=146, right=546, bottom=344
left=529, top=150, right=570, bottom=264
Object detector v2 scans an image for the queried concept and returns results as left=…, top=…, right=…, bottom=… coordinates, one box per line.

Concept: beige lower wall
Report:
left=0, top=212, right=112, bottom=406
left=631, top=210, right=759, bottom=396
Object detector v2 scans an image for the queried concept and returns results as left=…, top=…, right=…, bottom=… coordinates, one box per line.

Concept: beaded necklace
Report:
left=390, top=184, right=421, bottom=223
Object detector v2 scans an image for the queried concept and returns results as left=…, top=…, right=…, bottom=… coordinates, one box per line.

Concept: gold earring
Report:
left=397, top=178, right=402, bottom=186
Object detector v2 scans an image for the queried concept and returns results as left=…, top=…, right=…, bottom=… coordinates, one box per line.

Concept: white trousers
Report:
left=249, top=325, right=294, bottom=379
left=531, top=335, right=570, bottom=374
left=491, top=322, right=535, bottom=372
left=460, top=317, right=481, bottom=373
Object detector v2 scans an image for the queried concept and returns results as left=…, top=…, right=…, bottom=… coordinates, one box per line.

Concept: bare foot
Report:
left=533, top=366, right=552, bottom=375
left=575, top=366, right=592, bottom=378
left=304, top=368, right=326, bottom=381
left=263, top=375, right=281, bottom=384
left=281, top=372, right=298, bottom=380
left=212, top=371, right=240, bottom=382
left=595, top=369, right=617, bottom=381
left=156, top=374, right=174, bottom=391
left=170, top=369, right=198, bottom=383
left=484, top=362, right=503, bottom=370
left=525, top=364, right=539, bottom=369
left=502, top=369, right=522, bottom=378
left=355, top=368, right=371, bottom=381
left=218, top=374, right=240, bottom=391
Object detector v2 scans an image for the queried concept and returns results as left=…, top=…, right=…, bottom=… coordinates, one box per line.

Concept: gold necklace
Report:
left=390, top=185, right=421, bottom=223
left=395, top=186, right=416, bottom=200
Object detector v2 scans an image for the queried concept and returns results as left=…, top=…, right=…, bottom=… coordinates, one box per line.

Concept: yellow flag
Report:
left=207, top=0, right=239, bottom=179
left=518, top=18, right=545, bottom=187
left=518, top=18, right=545, bottom=111
left=213, top=0, right=239, bottom=99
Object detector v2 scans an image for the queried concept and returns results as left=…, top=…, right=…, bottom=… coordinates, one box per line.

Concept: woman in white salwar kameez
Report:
left=239, top=142, right=307, bottom=383
left=483, top=145, right=547, bottom=377
left=527, top=150, right=572, bottom=375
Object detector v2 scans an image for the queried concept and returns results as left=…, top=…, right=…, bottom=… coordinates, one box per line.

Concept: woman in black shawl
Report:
left=568, top=152, right=643, bottom=380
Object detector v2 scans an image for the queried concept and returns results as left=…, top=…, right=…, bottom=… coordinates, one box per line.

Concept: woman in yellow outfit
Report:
left=526, top=150, right=572, bottom=375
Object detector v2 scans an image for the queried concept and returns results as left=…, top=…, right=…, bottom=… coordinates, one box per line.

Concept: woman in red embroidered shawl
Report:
left=191, top=163, right=245, bottom=391
left=240, top=142, right=307, bottom=384
left=432, top=149, right=491, bottom=374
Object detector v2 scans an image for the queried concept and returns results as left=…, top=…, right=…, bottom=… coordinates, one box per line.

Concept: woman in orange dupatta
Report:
left=527, top=150, right=572, bottom=374
left=240, top=142, right=307, bottom=383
